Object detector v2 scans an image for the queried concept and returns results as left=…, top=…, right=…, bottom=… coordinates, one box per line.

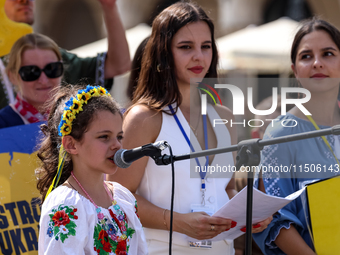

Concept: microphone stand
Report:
left=153, top=125, right=340, bottom=255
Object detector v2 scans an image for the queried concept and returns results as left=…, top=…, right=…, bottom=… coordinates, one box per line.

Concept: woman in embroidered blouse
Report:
left=253, top=18, right=340, bottom=254
left=0, top=33, right=63, bottom=129
left=36, top=85, right=147, bottom=254
left=109, top=2, right=271, bottom=254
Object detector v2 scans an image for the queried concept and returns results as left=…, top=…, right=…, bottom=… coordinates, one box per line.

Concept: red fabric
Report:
left=13, top=94, right=48, bottom=123
left=52, top=210, right=70, bottom=227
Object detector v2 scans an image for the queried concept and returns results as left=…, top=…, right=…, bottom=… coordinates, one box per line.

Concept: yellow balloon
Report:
left=0, top=0, right=33, bottom=57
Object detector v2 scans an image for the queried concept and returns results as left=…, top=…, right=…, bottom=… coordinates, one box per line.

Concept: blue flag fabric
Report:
left=0, top=122, right=43, bottom=154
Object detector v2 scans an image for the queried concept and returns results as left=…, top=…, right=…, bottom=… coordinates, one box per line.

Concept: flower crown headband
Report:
left=58, top=85, right=111, bottom=137
left=46, top=85, right=111, bottom=199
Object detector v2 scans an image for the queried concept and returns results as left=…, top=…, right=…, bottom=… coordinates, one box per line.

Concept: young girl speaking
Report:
left=36, top=85, right=148, bottom=254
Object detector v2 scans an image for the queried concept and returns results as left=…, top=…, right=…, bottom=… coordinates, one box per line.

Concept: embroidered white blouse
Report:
left=39, top=181, right=148, bottom=255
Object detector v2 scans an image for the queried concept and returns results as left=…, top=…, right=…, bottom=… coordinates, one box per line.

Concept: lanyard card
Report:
left=190, top=204, right=215, bottom=215
left=188, top=204, right=215, bottom=248
left=189, top=240, right=213, bottom=249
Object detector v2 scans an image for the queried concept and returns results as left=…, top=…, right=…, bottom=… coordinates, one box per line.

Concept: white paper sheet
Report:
left=188, top=186, right=305, bottom=242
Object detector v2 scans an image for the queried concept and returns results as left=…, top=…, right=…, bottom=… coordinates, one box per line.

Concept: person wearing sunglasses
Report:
left=0, top=0, right=130, bottom=110
left=0, top=33, right=62, bottom=128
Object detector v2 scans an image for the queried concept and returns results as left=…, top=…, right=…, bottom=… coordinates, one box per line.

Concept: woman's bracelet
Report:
left=163, top=209, right=168, bottom=230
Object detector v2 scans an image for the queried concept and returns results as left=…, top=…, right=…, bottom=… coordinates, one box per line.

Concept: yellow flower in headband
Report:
left=69, top=98, right=83, bottom=114
left=62, top=110, right=75, bottom=124
left=76, top=91, right=91, bottom=104
left=98, top=87, right=108, bottom=95
left=60, top=123, right=72, bottom=136
left=89, top=87, right=100, bottom=97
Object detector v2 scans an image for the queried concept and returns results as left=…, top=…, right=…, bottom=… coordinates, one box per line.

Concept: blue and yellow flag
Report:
left=0, top=123, right=42, bottom=255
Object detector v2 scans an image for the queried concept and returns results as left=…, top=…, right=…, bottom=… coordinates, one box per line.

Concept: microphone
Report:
left=114, top=141, right=168, bottom=168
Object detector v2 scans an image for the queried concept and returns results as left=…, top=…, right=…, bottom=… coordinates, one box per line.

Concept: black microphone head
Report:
left=113, top=149, right=131, bottom=168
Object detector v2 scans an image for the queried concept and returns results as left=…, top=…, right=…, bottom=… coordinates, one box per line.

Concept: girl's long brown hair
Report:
left=36, top=85, right=121, bottom=202
left=132, top=1, right=219, bottom=114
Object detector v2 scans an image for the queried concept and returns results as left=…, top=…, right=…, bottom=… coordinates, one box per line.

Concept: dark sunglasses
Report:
left=18, top=62, right=63, bottom=82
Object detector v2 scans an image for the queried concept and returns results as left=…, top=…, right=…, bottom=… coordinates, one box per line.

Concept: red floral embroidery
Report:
left=52, top=210, right=70, bottom=226
left=116, top=240, right=127, bottom=255
left=98, top=229, right=112, bottom=253
left=109, top=209, right=121, bottom=227
left=94, top=202, right=135, bottom=254
left=123, top=212, right=128, bottom=225
left=47, top=205, right=78, bottom=243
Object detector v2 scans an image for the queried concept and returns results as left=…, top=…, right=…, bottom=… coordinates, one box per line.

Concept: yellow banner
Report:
left=0, top=152, right=40, bottom=254
left=307, top=176, right=340, bottom=255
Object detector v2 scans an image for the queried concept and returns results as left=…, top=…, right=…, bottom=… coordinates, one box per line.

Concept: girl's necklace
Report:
left=67, top=181, right=77, bottom=190
left=70, top=171, right=133, bottom=253
left=71, top=171, right=113, bottom=211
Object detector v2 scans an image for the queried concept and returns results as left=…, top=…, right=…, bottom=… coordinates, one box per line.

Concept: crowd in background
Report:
left=1, top=0, right=340, bottom=254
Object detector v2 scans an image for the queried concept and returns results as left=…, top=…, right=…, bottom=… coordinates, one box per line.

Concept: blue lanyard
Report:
left=168, top=105, right=209, bottom=191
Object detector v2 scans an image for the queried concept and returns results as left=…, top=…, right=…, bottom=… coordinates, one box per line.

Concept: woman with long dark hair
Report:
left=110, top=2, right=271, bottom=254
left=254, top=17, right=340, bottom=254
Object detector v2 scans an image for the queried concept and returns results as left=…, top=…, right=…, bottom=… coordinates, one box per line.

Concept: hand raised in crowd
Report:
left=97, top=0, right=131, bottom=77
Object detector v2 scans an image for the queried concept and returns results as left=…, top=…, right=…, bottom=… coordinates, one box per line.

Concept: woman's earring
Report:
left=157, top=64, right=161, bottom=73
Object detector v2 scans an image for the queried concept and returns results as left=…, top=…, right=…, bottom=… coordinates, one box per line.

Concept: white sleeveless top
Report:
left=137, top=104, right=234, bottom=246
